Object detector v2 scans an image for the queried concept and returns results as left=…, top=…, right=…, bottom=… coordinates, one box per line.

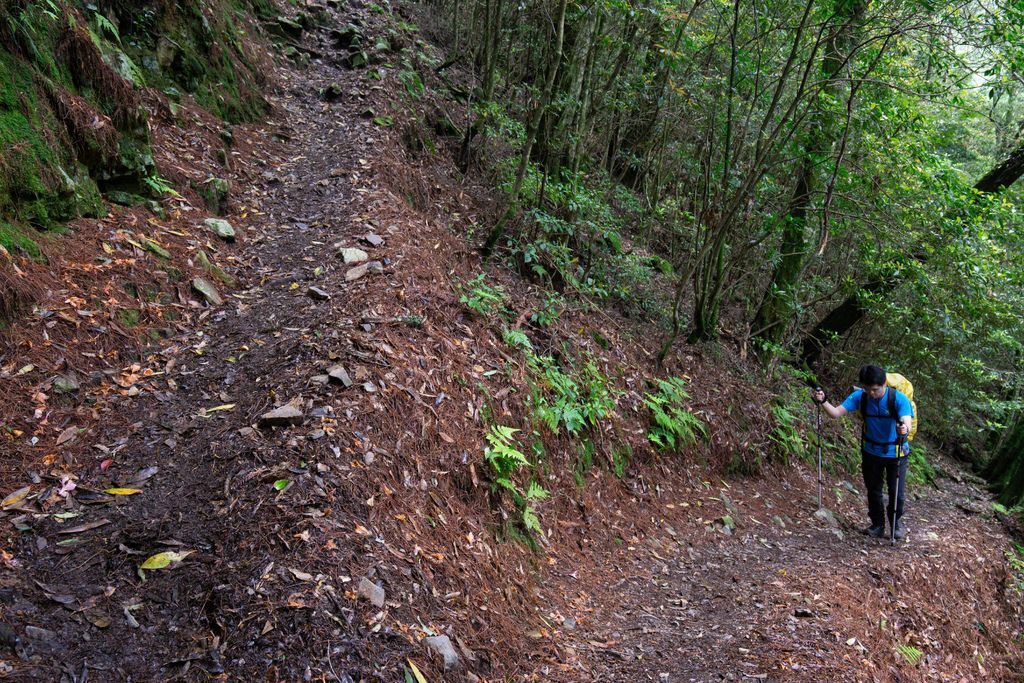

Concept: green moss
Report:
left=0, top=222, right=42, bottom=260
left=117, top=308, right=141, bottom=327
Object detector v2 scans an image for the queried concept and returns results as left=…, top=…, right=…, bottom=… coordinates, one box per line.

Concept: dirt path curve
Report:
left=552, top=464, right=1021, bottom=682
left=4, top=5, right=413, bottom=680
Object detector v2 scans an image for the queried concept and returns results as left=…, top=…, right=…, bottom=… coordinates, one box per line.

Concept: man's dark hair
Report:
left=859, top=364, right=886, bottom=387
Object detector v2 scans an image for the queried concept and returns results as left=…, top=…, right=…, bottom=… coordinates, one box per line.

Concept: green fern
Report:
left=94, top=13, right=121, bottom=44
left=483, top=425, right=529, bottom=485
left=643, top=377, right=707, bottom=451
left=896, top=644, right=924, bottom=665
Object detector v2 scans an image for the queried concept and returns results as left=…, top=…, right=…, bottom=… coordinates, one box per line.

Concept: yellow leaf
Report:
left=407, top=660, right=428, bottom=683
left=140, top=550, right=194, bottom=570
left=2, top=486, right=31, bottom=509
left=104, top=488, right=142, bottom=496
left=205, top=403, right=236, bottom=413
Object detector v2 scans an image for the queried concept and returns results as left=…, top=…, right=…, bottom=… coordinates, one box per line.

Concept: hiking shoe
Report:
left=893, top=522, right=908, bottom=540
left=861, top=525, right=885, bottom=538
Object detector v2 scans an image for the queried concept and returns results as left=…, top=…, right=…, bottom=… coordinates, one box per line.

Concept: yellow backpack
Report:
left=885, top=372, right=918, bottom=441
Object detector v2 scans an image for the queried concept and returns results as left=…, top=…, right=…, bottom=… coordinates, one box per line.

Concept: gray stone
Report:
left=814, top=507, right=840, bottom=529
left=53, top=375, right=80, bottom=394
left=259, top=405, right=304, bottom=428
left=424, top=634, right=460, bottom=670
left=720, top=491, right=739, bottom=519
left=311, top=374, right=330, bottom=385
left=345, top=261, right=384, bottom=281
left=307, top=286, right=331, bottom=301
left=357, top=577, right=385, bottom=608
left=339, top=247, right=369, bottom=264
left=328, top=365, right=353, bottom=388
left=192, top=278, right=223, bottom=306
left=363, top=234, right=385, bottom=247
left=276, top=17, right=304, bottom=38
left=204, top=218, right=236, bottom=241
left=771, top=515, right=786, bottom=529
left=840, top=480, right=860, bottom=495
left=562, top=617, right=577, bottom=631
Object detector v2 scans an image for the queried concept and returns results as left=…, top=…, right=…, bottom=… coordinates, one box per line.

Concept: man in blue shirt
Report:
left=811, top=365, right=914, bottom=539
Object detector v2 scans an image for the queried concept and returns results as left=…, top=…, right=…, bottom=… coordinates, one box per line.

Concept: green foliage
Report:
left=526, top=351, right=617, bottom=436
left=1005, top=544, right=1024, bottom=595
left=896, top=644, right=924, bottom=666
left=643, top=377, right=706, bottom=452
left=483, top=424, right=529, bottom=492
left=611, top=443, right=632, bottom=478
left=529, top=293, right=563, bottom=327
left=482, top=425, right=548, bottom=538
left=906, top=443, right=937, bottom=488
left=768, top=402, right=807, bottom=466
left=457, top=273, right=507, bottom=316
left=142, top=175, right=179, bottom=197
left=502, top=327, right=533, bottom=351
left=398, top=63, right=425, bottom=100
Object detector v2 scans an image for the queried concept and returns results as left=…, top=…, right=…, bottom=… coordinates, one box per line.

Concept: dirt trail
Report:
left=548, top=465, right=1020, bottom=682
left=3, top=4, right=407, bottom=679
left=1, top=2, right=1022, bottom=682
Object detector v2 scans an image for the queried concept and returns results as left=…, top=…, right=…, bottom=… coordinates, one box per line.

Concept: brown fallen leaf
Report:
left=56, top=426, right=80, bottom=446
left=1, top=486, right=31, bottom=509
left=58, top=518, right=111, bottom=534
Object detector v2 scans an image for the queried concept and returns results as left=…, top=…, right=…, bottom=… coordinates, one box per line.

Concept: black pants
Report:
left=861, top=452, right=907, bottom=528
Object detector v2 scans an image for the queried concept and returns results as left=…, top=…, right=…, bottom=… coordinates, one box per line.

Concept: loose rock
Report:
left=328, top=365, right=353, bottom=387
left=345, top=261, right=383, bottom=281
left=363, top=233, right=385, bottom=247
left=339, top=247, right=369, bottom=264
left=192, top=278, right=223, bottom=306
left=357, top=577, right=385, bottom=608
left=307, top=286, right=331, bottom=301
left=813, top=507, right=840, bottom=529
left=204, top=218, right=236, bottom=242
left=53, top=375, right=80, bottom=394
left=424, top=634, right=461, bottom=670
left=259, top=405, right=304, bottom=428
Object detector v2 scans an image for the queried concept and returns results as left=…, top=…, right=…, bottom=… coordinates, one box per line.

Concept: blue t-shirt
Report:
left=841, top=387, right=914, bottom=458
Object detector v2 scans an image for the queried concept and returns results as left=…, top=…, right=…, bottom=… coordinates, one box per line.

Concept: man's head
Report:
left=859, top=364, right=887, bottom=398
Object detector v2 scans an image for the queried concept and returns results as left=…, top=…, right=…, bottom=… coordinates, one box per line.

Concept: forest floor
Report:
left=0, top=1, right=1022, bottom=681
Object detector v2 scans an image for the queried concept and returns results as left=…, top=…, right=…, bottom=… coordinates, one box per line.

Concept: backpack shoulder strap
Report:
left=887, top=388, right=897, bottom=419
left=860, top=391, right=867, bottom=417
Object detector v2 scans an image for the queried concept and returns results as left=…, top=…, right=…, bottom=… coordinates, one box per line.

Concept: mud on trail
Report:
left=1, top=1, right=1023, bottom=682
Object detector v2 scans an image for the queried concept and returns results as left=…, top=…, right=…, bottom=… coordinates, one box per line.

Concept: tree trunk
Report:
left=481, top=0, right=569, bottom=256
left=752, top=0, right=867, bottom=352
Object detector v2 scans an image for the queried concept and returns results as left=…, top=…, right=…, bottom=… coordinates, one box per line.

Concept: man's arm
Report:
left=897, top=415, right=911, bottom=436
left=812, top=388, right=848, bottom=418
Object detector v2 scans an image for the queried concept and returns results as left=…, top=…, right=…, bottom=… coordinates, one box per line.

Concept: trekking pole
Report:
left=815, top=388, right=823, bottom=510
left=892, top=433, right=906, bottom=547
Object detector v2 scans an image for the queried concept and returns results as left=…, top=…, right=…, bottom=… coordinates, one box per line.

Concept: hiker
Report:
left=811, top=364, right=914, bottom=539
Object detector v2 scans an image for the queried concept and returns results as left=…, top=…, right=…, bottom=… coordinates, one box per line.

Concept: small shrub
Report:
left=528, top=353, right=616, bottom=435
left=644, top=377, right=707, bottom=451
left=458, top=273, right=506, bottom=316
left=482, top=425, right=548, bottom=537
left=611, top=443, right=632, bottom=478
left=906, top=442, right=937, bottom=487
left=503, top=327, right=533, bottom=351
left=769, top=402, right=807, bottom=465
